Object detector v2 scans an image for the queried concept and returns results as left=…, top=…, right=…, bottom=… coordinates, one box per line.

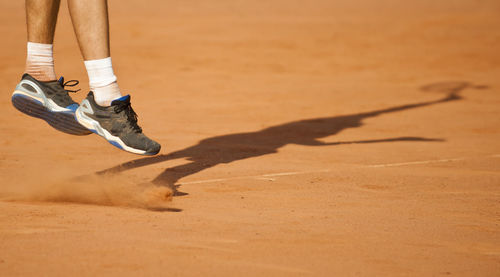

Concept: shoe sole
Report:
left=12, top=92, right=92, bottom=136
left=75, top=107, right=158, bottom=155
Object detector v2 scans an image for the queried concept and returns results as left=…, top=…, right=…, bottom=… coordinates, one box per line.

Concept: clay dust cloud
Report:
left=0, top=170, right=176, bottom=211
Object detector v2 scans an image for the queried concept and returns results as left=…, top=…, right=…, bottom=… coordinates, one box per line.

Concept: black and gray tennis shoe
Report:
left=75, top=92, right=161, bottom=155
left=11, top=73, right=92, bottom=135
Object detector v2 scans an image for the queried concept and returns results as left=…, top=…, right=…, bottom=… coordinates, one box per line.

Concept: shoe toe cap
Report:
left=135, top=135, right=161, bottom=155
left=145, top=141, right=161, bottom=155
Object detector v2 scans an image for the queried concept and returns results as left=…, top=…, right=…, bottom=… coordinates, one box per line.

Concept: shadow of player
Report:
left=98, top=81, right=486, bottom=195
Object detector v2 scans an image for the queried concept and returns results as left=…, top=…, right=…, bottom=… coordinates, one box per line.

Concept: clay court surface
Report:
left=1, top=0, right=499, bottom=275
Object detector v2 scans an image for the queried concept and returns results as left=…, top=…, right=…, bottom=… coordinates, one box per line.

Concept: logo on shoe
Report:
left=79, top=99, right=95, bottom=115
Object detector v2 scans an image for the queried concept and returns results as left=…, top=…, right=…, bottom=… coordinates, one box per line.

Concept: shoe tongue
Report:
left=58, top=76, right=64, bottom=86
left=111, top=95, right=131, bottom=105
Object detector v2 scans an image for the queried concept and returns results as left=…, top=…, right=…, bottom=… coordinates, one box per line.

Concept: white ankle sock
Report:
left=25, top=42, right=57, bottom=81
left=84, top=57, right=122, bottom=106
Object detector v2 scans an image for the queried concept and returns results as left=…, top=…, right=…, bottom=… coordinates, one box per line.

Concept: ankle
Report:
left=85, top=57, right=122, bottom=106
left=25, top=42, right=56, bottom=81
left=92, top=82, right=122, bottom=106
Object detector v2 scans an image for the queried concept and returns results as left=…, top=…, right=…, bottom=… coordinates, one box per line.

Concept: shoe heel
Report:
left=12, top=92, right=45, bottom=119
left=12, top=92, right=91, bottom=136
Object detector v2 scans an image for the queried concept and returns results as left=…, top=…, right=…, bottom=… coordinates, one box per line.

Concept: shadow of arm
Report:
left=297, top=137, right=444, bottom=146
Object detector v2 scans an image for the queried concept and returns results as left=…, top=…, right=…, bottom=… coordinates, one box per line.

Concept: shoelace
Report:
left=114, top=101, right=143, bottom=133
left=62, top=80, right=81, bottom=93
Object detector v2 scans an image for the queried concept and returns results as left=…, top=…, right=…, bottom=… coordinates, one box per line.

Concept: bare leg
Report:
left=25, top=0, right=60, bottom=80
left=26, top=0, right=60, bottom=44
left=67, top=0, right=110, bottom=60
left=67, top=0, right=121, bottom=106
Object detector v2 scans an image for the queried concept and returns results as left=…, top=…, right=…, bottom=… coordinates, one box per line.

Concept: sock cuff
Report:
left=84, top=57, right=117, bottom=88
left=27, top=42, right=54, bottom=62
left=27, top=42, right=53, bottom=52
left=84, top=57, right=113, bottom=69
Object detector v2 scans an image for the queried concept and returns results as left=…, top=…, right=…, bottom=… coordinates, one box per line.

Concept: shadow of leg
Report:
left=152, top=161, right=219, bottom=196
